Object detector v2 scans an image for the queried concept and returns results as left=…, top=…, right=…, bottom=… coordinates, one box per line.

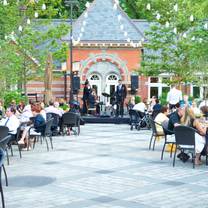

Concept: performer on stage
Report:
left=115, top=79, right=127, bottom=117
left=82, top=79, right=92, bottom=115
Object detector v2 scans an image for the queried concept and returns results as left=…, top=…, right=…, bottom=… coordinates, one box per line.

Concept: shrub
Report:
left=135, top=96, right=141, bottom=104
left=4, top=91, right=27, bottom=108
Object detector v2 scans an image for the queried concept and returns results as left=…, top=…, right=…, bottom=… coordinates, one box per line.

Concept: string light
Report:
left=3, top=0, right=8, bottom=6
left=118, top=15, right=122, bottom=21
left=189, top=15, right=194, bottom=22
left=42, top=3, right=46, bottom=11
left=34, top=12, right=39, bottom=18
left=113, top=3, right=117, bottom=10
left=156, top=13, right=161, bottom=20
left=84, top=12, right=88, bottom=18
left=173, top=4, right=178, bottom=12
left=115, top=0, right=119, bottom=5
left=182, top=33, right=187, bottom=38
left=85, top=2, right=90, bottom=8
left=27, top=18, right=31, bottom=24
left=146, top=3, right=151, bottom=11
left=18, top=25, right=23, bottom=32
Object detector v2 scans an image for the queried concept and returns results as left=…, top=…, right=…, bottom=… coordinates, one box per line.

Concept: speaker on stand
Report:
left=131, top=75, right=139, bottom=95
left=73, top=76, right=80, bottom=94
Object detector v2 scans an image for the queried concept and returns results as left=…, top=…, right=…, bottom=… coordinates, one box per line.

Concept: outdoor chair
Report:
left=0, top=135, right=11, bottom=187
left=29, top=118, right=54, bottom=151
left=46, top=113, right=60, bottom=136
left=160, top=121, right=175, bottom=160
left=173, top=125, right=197, bottom=168
left=0, top=147, right=6, bottom=208
left=0, top=127, right=9, bottom=165
left=7, top=125, right=22, bottom=160
left=148, top=118, right=164, bottom=150
left=61, top=112, right=80, bottom=136
left=129, top=109, right=141, bottom=130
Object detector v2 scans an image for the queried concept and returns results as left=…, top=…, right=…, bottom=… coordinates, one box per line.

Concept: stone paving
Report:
left=3, top=124, right=208, bottom=208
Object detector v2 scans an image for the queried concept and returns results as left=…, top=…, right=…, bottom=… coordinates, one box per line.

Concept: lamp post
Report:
left=65, top=0, right=78, bottom=101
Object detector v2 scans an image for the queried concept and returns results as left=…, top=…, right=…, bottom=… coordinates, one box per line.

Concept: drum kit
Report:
left=99, top=92, right=117, bottom=117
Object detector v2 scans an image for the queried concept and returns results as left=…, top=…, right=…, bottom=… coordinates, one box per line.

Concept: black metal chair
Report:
left=148, top=118, right=164, bottom=150
left=0, top=127, right=9, bottom=165
left=46, top=113, right=60, bottom=136
left=7, top=125, right=22, bottom=159
left=0, top=147, right=5, bottom=208
left=61, top=112, right=80, bottom=135
left=173, top=125, right=197, bottom=168
left=160, top=121, right=175, bottom=160
left=29, top=119, right=54, bottom=151
left=129, top=109, right=141, bottom=130
left=0, top=135, right=11, bottom=187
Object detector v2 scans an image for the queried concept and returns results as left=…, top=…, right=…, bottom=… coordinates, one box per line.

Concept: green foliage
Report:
left=135, top=96, right=141, bottom=104
left=0, top=0, right=70, bottom=98
left=140, top=0, right=208, bottom=86
left=159, top=92, right=168, bottom=106
left=4, top=91, right=27, bottom=108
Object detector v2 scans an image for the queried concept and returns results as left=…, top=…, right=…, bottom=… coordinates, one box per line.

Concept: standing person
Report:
left=82, top=80, right=92, bottom=115
left=115, top=79, right=127, bottom=117
left=167, top=84, right=182, bottom=111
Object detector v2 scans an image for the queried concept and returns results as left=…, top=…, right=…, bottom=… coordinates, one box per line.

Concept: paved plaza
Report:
left=3, top=123, right=208, bottom=208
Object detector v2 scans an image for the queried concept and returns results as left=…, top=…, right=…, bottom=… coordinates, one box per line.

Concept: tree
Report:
left=140, top=0, right=208, bottom=88
left=0, top=0, right=70, bottom=100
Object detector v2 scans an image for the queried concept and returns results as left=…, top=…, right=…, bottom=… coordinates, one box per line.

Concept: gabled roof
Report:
left=63, top=0, right=145, bottom=42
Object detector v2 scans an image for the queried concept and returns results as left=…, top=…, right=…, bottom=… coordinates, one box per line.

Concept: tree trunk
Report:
left=44, top=53, right=53, bottom=105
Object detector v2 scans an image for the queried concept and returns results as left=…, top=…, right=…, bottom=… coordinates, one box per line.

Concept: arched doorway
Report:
left=86, top=62, right=121, bottom=99
left=88, top=74, right=102, bottom=97
left=105, top=74, right=119, bottom=103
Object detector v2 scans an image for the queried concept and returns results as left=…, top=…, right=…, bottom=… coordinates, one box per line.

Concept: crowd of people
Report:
left=130, top=84, right=208, bottom=165
left=0, top=98, right=80, bottom=150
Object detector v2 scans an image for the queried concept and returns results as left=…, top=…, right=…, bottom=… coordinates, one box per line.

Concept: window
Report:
left=150, top=77, right=158, bottom=83
left=193, top=87, right=200, bottom=98
left=90, top=74, right=100, bottom=80
left=108, top=75, right=118, bottom=81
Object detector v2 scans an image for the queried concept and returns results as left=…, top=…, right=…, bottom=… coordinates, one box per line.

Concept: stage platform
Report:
left=82, top=115, right=130, bottom=124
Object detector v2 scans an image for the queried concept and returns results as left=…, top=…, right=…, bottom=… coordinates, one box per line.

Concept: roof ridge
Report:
left=114, top=1, right=145, bottom=39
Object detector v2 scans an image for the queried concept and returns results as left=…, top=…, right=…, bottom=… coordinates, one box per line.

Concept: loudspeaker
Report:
left=73, top=76, right=80, bottom=93
left=131, top=75, right=139, bottom=92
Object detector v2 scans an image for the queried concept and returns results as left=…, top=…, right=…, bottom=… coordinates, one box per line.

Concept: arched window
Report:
left=90, top=74, right=100, bottom=80
left=107, top=74, right=118, bottom=81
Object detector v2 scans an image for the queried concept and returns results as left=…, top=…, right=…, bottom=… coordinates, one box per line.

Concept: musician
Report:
left=82, top=79, right=92, bottom=115
left=115, top=79, right=127, bottom=117
left=88, top=89, right=100, bottom=115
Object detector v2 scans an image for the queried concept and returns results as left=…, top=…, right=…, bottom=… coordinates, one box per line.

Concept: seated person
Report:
left=154, top=106, right=169, bottom=134
left=152, top=98, right=162, bottom=119
left=191, top=100, right=201, bottom=117
left=133, top=98, right=147, bottom=118
left=0, top=106, right=20, bottom=137
left=167, top=106, right=185, bottom=133
left=18, top=103, right=45, bottom=149
left=45, top=100, right=62, bottom=117
left=181, top=107, right=206, bottom=165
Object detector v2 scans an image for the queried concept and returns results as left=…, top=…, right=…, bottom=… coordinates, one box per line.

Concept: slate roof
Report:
left=62, top=0, right=145, bottom=42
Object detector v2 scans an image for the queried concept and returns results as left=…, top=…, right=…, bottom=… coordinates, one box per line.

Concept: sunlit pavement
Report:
left=4, top=123, right=208, bottom=208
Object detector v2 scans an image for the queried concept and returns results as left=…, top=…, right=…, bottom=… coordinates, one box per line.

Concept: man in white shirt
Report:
left=0, top=107, right=20, bottom=135
left=45, top=101, right=62, bottom=117
left=166, top=84, right=182, bottom=110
